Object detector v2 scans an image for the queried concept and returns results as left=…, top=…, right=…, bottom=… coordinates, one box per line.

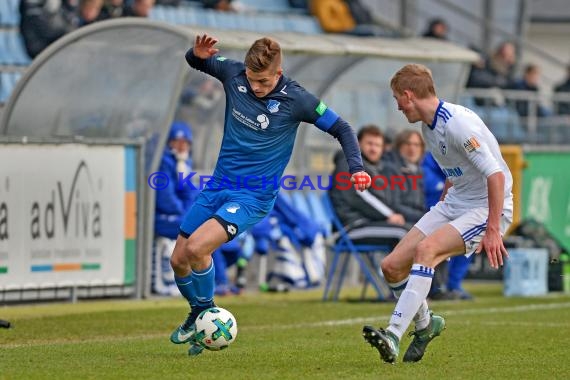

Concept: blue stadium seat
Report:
left=285, top=16, right=323, bottom=34
left=0, top=0, right=20, bottom=27
left=0, top=71, right=22, bottom=103
left=239, top=0, right=292, bottom=13
left=0, top=30, right=31, bottom=66
left=487, top=106, right=526, bottom=143
left=150, top=4, right=321, bottom=34
left=305, top=191, right=332, bottom=237
left=291, top=191, right=312, bottom=218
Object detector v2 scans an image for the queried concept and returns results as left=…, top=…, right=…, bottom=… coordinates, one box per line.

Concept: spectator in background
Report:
left=123, top=0, right=155, bottom=17
left=384, top=130, right=426, bottom=224
left=329, top=125, right=409, bottom=249
left=78, top=0, right=103, bottom=26
left=422, top=18, right=448, bottom=40
left=508, top=63, right=552, bottom=118
left=99, top=0, right=125, bottom=19
left=466, top=41, right=517, bottom=89
left=309, top=0, right=389, bottom=37
left=19, top=0, right=76, bottom=58
left=554, top=64, right=570, bottom=115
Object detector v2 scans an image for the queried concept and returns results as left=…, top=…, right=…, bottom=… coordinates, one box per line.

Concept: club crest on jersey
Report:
left=267, top=100, right=280, bottom=113
left=463, top=136, right=481, bottom=153
left=238, top=85, right=247, bottom=93
left=226, top=204, right=240, bottom=214
left=439, top=141, right=447, bottom=155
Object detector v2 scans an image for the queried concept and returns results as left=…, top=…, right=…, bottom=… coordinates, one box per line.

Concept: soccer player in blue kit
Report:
left=169, top=34, right=371, bottom=356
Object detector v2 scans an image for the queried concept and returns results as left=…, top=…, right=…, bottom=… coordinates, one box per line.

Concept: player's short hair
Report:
left=357, top=124, right=384, bottom=142
left=390, top=64, right=436, bottom=99
left=245, top=37, right=282, bottom=73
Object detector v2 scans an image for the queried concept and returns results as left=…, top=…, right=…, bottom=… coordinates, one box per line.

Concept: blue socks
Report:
left=175, top=273, right=197, bottom=307
left=190, top=260, right=216, bottom=308
left=175, top=259, right=216, bottom=309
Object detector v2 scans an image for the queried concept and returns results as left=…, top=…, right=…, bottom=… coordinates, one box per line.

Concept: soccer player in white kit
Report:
left=363, top=63, right=513, bottom=364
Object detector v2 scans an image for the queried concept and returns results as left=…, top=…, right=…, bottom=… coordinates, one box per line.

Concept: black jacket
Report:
left=383, top=152, right=426, bottom=224
left=329, top=150, right=397, bottom=227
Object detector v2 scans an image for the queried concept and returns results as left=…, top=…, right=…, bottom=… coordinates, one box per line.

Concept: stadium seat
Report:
left=239, top=0, right=292, bottom=13
left=305, top=191, right=331, bottom=237
left=291, top=191, right=312, bottom=218
left=0, top=71, right=22, bottom=103
left=320, top=193, right=391, bottom=301
left=0, top=30, right=31, bottom=66
left=284, top=16, right=323, bottom=34
left=0, top=0, right=20, bottom=27
left=149, top=5, right=321, bottom=34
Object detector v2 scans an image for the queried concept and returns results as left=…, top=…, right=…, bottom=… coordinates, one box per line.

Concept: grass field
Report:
left=1, top=282, right=570, bottom=380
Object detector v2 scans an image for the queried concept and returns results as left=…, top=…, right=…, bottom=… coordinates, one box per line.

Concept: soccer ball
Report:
left=194, top=307, right=238, bottom=351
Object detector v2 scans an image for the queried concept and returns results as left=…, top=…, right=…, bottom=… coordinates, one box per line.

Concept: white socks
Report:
left=387, top=264, right=434, bottom=340
left=388, top=276, right=431, bottom=331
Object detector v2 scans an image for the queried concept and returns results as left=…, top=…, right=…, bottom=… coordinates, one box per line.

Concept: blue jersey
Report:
left=186, top=50, right=362, bottom=200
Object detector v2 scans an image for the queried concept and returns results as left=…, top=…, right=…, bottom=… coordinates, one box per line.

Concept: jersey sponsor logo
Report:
left=238, top=85, right=247, bottom=93
left=315, top=101, right=327, bottom=116
left=257, top=114, right=269, bottom=129
left=280, top=85, right=288, bottom=95
left=232, top=108, right=268, bottom=131
left=226, top=204, right=240, bottom=213
left=463, top=136, right=481, bottom=153
left=442, top=167, right=463, bottom=177
left=267, top=99, right=280, bottom=113
left=439, top=141, right=447, bottom=155
left=216, top=56, right=227, bottom=61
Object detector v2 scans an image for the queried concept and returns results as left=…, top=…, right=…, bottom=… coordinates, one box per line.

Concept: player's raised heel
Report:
left=362, top=326, right=400, bottom=364
left=403, top=314, right=445, bottom=363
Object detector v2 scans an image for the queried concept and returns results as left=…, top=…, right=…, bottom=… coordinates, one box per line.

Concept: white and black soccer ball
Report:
left=257, top=114, right=269, bottom=129
left=194, top=307, right=238, bottom=351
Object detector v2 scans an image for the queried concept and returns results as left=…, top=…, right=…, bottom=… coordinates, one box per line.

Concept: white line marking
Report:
left=2, top=301, right=570, bottom=349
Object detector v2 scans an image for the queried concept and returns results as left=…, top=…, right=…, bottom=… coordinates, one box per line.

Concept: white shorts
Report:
left=414, top=201, right=513, bottom=256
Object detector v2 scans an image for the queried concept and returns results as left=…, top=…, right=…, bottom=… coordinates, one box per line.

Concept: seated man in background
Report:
left=329, top=125, right=409, bottom=248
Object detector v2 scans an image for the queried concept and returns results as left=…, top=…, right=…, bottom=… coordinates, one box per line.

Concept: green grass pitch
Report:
left=1, top=282, right=570, bottom=380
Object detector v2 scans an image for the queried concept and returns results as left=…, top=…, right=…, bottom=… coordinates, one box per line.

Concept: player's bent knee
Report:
left=170, top=252, right=187, bottom=272
left=381, top=256, right=405, bottom=280
left=414, top=240, right=438, bottom=265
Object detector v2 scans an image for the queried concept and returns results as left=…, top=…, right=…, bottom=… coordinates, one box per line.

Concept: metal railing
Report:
left=461, top=88, right=570, bottom=144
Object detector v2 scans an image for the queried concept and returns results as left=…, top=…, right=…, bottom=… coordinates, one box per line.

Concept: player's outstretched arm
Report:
left=193, top=34, right=220, bottom=59
left=475, top=171, right=508, bottom=269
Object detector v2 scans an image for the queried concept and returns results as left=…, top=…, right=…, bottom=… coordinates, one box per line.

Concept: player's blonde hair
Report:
left=244, top=37, right=282, bottom=73
left=390, top=64, right=436, bottom=99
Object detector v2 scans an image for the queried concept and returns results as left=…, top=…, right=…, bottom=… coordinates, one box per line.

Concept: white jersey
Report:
left=422, top=101, right=513, bottom=211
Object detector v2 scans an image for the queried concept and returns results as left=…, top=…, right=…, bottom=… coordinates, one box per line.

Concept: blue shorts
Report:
left=179, top=187, right=276, bottom=241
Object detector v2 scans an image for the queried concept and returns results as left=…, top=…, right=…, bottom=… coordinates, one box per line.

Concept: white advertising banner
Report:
left=0, top=144, right=133, bottom=290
